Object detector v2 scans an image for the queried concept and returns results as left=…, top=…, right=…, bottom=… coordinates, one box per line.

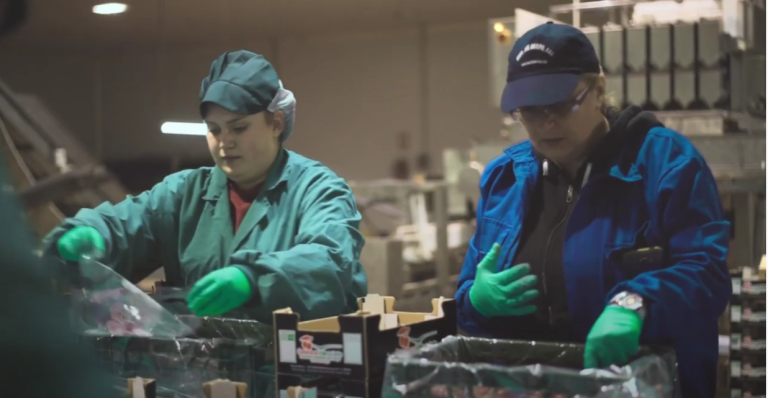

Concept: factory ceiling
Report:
left=1, top=0, right=556, bottom=53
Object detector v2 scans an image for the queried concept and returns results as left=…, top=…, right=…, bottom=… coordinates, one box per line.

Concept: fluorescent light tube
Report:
left=161, top=122, right=208, bottom=136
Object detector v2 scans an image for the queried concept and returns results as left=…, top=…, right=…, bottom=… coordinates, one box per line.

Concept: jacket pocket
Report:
left=603, top=221, right=666, bottom=286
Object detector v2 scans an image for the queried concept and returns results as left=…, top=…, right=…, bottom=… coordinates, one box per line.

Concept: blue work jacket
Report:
left=456, top=126, right=731, bottom=398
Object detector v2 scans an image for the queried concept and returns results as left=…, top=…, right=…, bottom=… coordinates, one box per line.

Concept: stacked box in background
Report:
left=383, top=336, right=680, bottom=398
left=84, top=316, right=275, bottom=398
left=729, top=268, right=766, bottom=398
left=273, top=295, right=457, bottom=398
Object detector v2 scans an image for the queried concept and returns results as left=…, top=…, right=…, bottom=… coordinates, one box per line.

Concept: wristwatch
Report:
left=610, top=291, right=646, bottom=320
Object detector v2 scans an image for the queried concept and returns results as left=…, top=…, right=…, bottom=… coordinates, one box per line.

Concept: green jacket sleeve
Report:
left=42, top=171, right=190, bottom=283
left=230, top=173, right=368, bottom=322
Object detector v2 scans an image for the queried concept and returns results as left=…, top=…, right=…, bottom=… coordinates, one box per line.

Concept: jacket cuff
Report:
left=232, top=264, right=261, bottom=308
left=464, top=292, right=491, bottom=324
left=43, top=221, right=93, bottom=262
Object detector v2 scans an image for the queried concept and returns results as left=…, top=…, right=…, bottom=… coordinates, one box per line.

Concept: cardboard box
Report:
left=273, top=294, right=457, bottom=398
left=203, top=379, right=249, bottom=398
left=276, top=375, right=381, bottom=398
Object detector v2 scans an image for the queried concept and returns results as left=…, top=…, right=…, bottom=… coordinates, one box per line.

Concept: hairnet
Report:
left=267, top=80, right=296, bottom=143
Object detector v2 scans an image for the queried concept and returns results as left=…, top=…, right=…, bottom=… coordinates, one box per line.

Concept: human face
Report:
left=514, top=76, right=606, bottom=168
left=204, top=104, right=284, bottom=189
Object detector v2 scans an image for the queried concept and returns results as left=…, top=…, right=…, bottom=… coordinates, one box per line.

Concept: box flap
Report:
left=361, top=294, right=398, bottom=330
left=203, top=379, right=247, bottom=398
left=211, top=381, right=236, bottom=398
left=128, top=377, right=156, bottom=398
left=425, top=297, right=446, bottom=320
left=131, top=378, right=147, bottom=398
left=286, top=386, right=318, bottom=398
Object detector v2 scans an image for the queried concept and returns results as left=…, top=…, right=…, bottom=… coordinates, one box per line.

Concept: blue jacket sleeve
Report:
left=455, top=162, right=506, bottom=336
left=42, top=171, right=189, bottom=283
left=606, top=156, right=732, bottom=343
left=456, top=219, right=495, bottom=336
left=229, top=174, right=368, bottom=323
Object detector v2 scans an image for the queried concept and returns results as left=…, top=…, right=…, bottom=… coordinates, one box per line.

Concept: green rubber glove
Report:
left=468, top=243, right=539, bottom=317
left=187, top=267, right=253, bottom=317
left=57, top=226, right=105, bottom=262
left=584, top=306, right=643, bottom=368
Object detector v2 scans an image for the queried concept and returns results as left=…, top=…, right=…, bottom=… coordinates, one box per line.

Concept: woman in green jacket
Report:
left=44, top=50, right=368, bottom=322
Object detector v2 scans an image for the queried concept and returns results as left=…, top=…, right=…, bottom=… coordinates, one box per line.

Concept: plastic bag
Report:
left=152, top=286, right=198, bottom=316
left=87, top=316, right=275, bottom=398
left=383, top=336, right=679, bottom=398
left=72, top=256, right=195, bottom=338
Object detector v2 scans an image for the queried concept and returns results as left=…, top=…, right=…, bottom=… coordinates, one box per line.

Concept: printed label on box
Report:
left=279, top=329, right=297, bottom=364
left=396, top=326, right=438, bottom=349
left=297, top=334, right=344, bottom=364
left=342, top=333, right=363, bottom=365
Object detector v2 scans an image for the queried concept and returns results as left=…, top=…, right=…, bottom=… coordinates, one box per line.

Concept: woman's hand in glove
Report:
left=187, top=267, right=253, bottom=316
left=468, top=243, right=539, bottom=317
left=57, top=226, right=105, bottom=262
left=584, top=306, right=643, bottom=368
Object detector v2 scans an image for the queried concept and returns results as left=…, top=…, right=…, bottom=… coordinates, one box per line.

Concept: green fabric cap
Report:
left=199, top=50, right=280, bottom=118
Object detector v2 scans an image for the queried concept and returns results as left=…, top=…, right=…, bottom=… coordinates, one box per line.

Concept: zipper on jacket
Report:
left=541, top=184, right=574, bottom=325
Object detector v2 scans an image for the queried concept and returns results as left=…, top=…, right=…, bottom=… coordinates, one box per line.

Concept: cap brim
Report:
left=200, top=80, right=262, bottom=118
left=500, top=74, right=581, bottom=113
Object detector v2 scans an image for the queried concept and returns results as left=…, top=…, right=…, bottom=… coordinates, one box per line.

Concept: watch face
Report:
left=620, top=294, right=643, bottom=311
left=613, top=294, right=643, bottom=311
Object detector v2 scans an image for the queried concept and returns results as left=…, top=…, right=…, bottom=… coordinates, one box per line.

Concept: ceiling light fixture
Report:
left=161, top=122, right=208, bottom=136
left=92, top=3, right=128, bottom=15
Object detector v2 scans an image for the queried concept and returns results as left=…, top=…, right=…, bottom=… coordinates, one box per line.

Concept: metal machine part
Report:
left=490, top=5, right=766, bottom=119
left=16, top=166, right=113, bottom=209
left=444, top=148, right=488, bottom=216
left=352, top=181, right=460, bottom=311
left=456, top=165, right=482, bottom=211
left=548, top=0, right=765, bottom=51
left=0, top=78, right=128, bottom=237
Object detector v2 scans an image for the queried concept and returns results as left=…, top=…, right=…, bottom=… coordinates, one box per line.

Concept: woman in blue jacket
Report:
left=456, top=22, right=731, bottom=398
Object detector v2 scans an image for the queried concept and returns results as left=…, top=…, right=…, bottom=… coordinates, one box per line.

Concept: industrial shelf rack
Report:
left=729, top=267, right=766, bottom=398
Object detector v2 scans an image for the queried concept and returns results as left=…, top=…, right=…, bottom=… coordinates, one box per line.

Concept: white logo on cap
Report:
left=515, top=43, right=555, bottom=67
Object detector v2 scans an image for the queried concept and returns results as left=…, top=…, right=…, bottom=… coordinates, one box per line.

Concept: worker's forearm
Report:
left=229, top=242, right=366, bottom=322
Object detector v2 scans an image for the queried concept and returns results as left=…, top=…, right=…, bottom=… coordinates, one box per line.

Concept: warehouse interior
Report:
left=0, top=0, right=765, bottom=397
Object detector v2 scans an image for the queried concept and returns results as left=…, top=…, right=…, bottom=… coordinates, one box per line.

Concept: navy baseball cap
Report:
left=199, top=50, right=280, bottom=118
left=500, top=22, right=600, bottom=113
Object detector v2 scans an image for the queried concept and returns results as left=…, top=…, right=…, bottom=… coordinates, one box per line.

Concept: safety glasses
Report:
left=511, top=85, right=592, bottom=124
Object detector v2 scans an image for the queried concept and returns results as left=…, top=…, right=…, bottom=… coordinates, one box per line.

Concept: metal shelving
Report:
left=729, top=268, right=767, bottom=398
